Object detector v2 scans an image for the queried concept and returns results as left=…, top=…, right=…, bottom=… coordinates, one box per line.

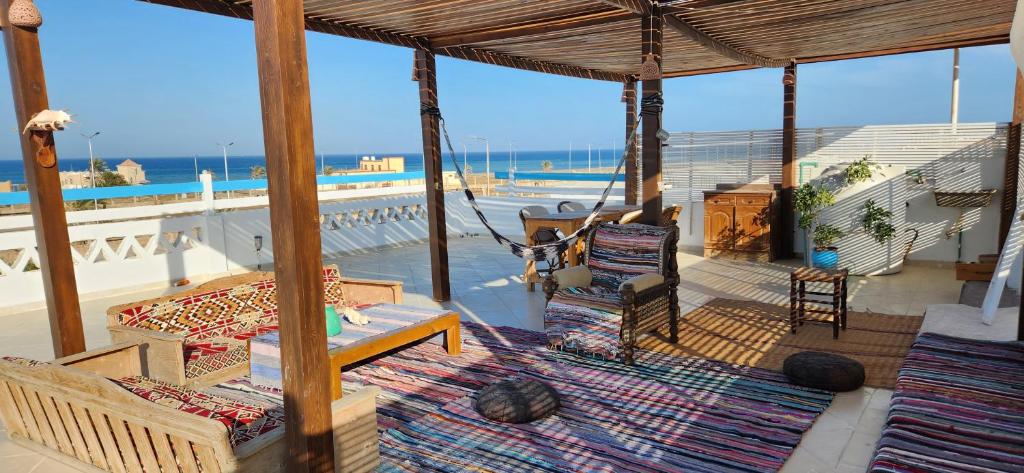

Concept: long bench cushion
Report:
left=114, top=376, right=285, bottom=449
left=115, top=267, right=346, bottom=338
left=869, top=332, right=1024, bottom=472
left=545, top=287, right=624, bottom=360
left=183, top=324, right=280, bottom=379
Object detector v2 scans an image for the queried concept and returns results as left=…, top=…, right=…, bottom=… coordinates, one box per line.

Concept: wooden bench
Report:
left=0, top=343, right=380, bottom=473
left=106, top=266, right=404, bottom=388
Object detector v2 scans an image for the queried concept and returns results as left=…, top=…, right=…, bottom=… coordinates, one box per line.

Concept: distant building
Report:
left=357, top=156, right=404, bottom=173
left=116, top=159, right=148, bottom=184
left=58, top=171, right=91, bottom=189
left=0, top=181, right=12, bottom=193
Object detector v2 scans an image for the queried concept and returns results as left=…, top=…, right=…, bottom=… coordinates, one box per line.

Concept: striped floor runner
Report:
left=342, top=323, right=832, bottom=472
left=870, top=332, right=1024, bottom=473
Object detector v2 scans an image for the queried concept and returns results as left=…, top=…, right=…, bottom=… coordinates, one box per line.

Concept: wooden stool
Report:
left=790, top=267, right=849, bottom=339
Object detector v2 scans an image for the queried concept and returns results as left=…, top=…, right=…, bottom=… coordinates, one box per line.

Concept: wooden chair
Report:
left=0, top=343, right=380, bottom=473
left=519, top=205, right=564, bottom=277
left=543, top=223, right=679, bottom=364
left=661, top=204, right=682, bottom=226
left=557, top=201, right=586, bottom=212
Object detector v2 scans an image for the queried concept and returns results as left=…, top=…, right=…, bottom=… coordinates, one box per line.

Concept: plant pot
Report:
left=812, top=247, right=839, bottom=270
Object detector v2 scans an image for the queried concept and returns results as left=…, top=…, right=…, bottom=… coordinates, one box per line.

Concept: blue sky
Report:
left=0, top=0, right=1017, bottom=160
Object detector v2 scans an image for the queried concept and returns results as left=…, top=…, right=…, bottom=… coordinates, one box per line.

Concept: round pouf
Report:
left=474, top=379, right=560, bottom=423
left=783, top=351, right=865, bottom=392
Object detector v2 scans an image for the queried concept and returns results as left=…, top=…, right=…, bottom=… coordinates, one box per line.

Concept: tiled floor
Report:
left=0, top=237, right=967, bottom=472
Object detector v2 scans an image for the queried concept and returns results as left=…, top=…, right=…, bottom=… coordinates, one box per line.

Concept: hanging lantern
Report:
left=8, top=0, right=42, bottom=28
left=638, top=53, right=661, bottom=81
left=782, top=71, right=796, bottom=86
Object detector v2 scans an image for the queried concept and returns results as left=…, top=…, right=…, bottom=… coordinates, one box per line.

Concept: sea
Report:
left=0, top=149, right=622, bottom=185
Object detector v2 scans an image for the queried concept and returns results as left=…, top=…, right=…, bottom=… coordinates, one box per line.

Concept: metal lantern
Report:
left=8, top=0, right=42, bottom=28
left=638, top=53, right=661, bottom=81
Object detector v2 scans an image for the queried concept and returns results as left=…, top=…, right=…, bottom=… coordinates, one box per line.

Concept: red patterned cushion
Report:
left=182, top=324, right=279, bottom=379
left=0, top=356, right=47, bottom=367
left=113, top=376, right=284, bottom=448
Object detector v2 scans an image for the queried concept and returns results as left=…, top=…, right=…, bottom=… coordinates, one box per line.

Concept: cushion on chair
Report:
left=113, top=376, right=285, bottom=448
left=545, top=287, right=624, bottom=360
left=585, top=223, right=671, bottom=290
left=551, top=265, right=593, bottom=289
left=618, top=273, right=665, bottom=293
left=783, top=351, right=865, bottom=392
left=475, top=378, right=561, bottom=423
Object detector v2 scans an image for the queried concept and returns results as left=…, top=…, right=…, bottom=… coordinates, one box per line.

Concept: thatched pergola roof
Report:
left=145, top=0, right=1014, bottom=81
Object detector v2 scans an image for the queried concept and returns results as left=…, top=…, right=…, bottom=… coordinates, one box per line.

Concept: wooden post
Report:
left=639, top=6, right=663, bottom=225
left=1000, top=70, right=1023, bottom=250
left=780, top=63, right=797, bottom=259
left=624, top=80, right=639, bottom=206
left=1, top=0, right=85, bottom=357
left=251, top=0, right=334, bottom=471
left=415, top=48, right=451, bottom=302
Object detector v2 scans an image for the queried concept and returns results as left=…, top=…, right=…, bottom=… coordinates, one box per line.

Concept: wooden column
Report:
left=639, top=7, right=663, bottom=225
left=415, top=48, right=451, bottom=302
left=624, top=80, right=639, bottom=206
left=251, top=0, right=334, bottom=471
left=780, top=63, right=797, bottom=259
left=1, top=0, right=85, bottom=357
left=1000, top=70, right=1023, bottom=250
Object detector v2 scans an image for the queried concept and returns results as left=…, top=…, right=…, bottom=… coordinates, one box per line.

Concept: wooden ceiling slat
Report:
left=136, top=0, right=1014, bottom=80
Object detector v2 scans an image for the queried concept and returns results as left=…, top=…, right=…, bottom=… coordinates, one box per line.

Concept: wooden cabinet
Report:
left=703, top=189, right=779, bottom=261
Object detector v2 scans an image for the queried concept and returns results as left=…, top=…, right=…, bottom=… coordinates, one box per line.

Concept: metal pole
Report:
left=588, top=143, right=592, bottom=171
left=569, top=141, right=573, bottom=172
left=222, top=146, right=231, bottom=181
left=193, top=154, right=199, bottom=181
left=81, top=131, right=100, bottom=209
left=485, top=141, right=490, bottom=196
left=950, top=48, right=960, bottom=126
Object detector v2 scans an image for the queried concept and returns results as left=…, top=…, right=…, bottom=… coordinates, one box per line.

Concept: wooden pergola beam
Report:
left=662, top=14, right=790, bottom=68
left=414, top=49, right=451, bottom=302
left=140, top=0, right=628, bottom=82
left=639, top=5, right=663, bottom=225
left=623, top=80, right=639, bottom=206
left=430, top=10, right=633, bottom=48
left=1, top=0, right=86, bottom=358
left=780, top=63, right=797, bottom=260
left=251, top=0, right=334, bottom=470
left=662, top=34, right=1011, bottom=78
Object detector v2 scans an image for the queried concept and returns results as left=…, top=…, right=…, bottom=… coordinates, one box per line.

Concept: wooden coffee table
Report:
left=250, top=304, right=461, bottom=399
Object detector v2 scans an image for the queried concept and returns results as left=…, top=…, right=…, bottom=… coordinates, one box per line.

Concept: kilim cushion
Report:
left=474, top=378, right=561, bottom=424
left=113, top=376, right=285, bottom=449
left=0, top=356, right=47, bottom=367
left=545, top=287, right=624, bottom=360
left=585, top=223, right=670, bottom=291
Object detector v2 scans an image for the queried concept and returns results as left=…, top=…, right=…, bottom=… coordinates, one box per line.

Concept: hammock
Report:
left=425, top=104, right=642, bottom=262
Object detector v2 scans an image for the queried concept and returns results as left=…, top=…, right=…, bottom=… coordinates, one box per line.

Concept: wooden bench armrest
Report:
left=106, top=325, right=187, bottom=385
left=340, top=277, right=404, bottom=305
left=53, top=342, right=144, bottom=379
left=331, top=386, right=381, bottom=473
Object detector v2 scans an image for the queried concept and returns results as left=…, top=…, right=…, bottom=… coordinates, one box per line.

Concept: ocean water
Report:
left=0, top=149, right=621, bottom=185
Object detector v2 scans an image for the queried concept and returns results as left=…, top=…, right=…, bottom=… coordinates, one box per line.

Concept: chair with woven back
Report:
left=519, top=205, right=564, bottom=278
left=542, top=222, right=679, bottom=364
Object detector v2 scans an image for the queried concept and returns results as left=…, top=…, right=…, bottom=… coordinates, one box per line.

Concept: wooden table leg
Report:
left=524, top=220, right=539, bottom=291
left=443, top=321, right=461, bottom=356
left=789, top=274, right=798, bottom=333
left=798, top=280, right=806, bottom=327
left=841, top=276, right=848, bottom=330
left=832, top=277, right=841, bottom=339
left=330, top=358, right=344, bottom=400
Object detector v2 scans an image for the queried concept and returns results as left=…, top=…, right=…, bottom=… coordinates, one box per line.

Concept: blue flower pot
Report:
left=811, top=247, right=839, bottom=270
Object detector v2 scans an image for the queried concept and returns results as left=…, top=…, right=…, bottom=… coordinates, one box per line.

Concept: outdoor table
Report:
left=249, top=303, right=461, bottom=399
left=522, top=204, right=640, bottom=290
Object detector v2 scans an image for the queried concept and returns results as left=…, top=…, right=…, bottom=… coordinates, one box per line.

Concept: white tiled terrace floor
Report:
left=0, top=237, right=963, bottom=472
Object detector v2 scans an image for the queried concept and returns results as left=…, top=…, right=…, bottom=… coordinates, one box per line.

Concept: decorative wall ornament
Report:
left=638, top=53, right=661, bottom=81
left=8, top=0, right=42, bottom=28
left=22, top=109, right=71, bottom=134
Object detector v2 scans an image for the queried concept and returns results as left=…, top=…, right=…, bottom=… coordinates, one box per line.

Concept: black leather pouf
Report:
left=474, top=379, right=560, bottom=423
left=783, top=351, right=865, bottom=392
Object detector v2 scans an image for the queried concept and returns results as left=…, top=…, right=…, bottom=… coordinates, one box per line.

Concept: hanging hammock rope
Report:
left=421, top=98, right=648, bottom=262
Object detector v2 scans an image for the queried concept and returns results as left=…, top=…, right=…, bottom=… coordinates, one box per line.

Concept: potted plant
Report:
left=794, top=182, right=841, bottom=269
left=811, top=224, right=843, bottom=269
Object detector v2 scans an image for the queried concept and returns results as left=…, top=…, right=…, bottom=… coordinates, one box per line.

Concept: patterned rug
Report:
left=869, top=332, right=1024, bottom=472
left=342, top=322, right=833, bottom=473
left=638, top=298, right=922, bottom=389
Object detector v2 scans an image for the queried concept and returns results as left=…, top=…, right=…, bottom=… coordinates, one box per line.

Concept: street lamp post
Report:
left=468, top=136, right=490, bottom=196
left=216, top=141, right=234, bottom=181
left=81, top=131, right=100, bottom=208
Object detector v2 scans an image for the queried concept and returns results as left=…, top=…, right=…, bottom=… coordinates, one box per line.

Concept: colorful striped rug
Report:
left=341, top=323, right=832, bottom=472
left=869, top=332, right=1024, bottom=473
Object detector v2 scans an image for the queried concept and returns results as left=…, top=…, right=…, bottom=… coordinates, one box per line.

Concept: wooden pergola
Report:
left=2, top=0, right=1018, bottom=471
